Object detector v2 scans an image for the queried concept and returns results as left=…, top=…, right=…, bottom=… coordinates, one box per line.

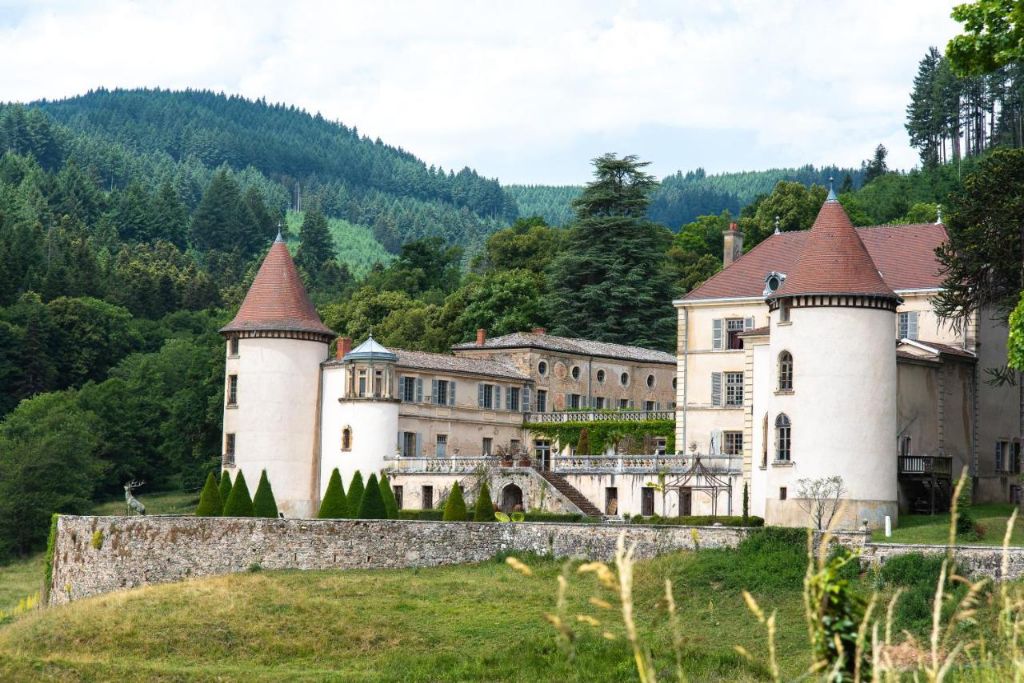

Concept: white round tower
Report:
left=220, top=234, right=334, bottom=518
left=320, top=337, right=400, bottom=498
left=762, top=189, right=899, bottom=529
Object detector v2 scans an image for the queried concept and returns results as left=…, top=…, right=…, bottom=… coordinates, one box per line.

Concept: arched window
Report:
left=341, top=427, right=352, bottom=451
left=778, top=351, right=793, bottom=391
left=775, top=414, right=791, bottom=461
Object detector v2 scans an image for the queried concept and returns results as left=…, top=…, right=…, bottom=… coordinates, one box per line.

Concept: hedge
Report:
left=252, top=470, right=279, bottom=518
left=379, top=472, right=399, bottom=519
left=442, top=482, right=468, bottom=521
left=223, top=470, right=255, bottom=517
left=472, top=481, right=496, bottom=522
left=218, top=472, right=233, bottom=514
left=318, top=468, right=348, bottom=518
left=195, top=472, right=223, bottom=517
left=358, top=473, right=388, bottom=519
left=347, top=472, right=365, bottom=517
left=399, top=509, right=444, bottom=521
left=629, top=515, right=764, bottom=527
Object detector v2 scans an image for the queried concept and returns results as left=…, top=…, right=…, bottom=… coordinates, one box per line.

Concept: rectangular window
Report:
left=511, top=439, right=521, bottom=453
left=400, top=377, right=416, bottom=402
left=373, top=369, right=384, bottom=397
left=644, top=400, right=656, bottom=412
left=358, top=369, right=367, bottom=397
left=436, top=434, right=448, bottom=458
left=725, top=372, right=744, bottom=406
left=679, top=487, right=692, bottom=516
left=482, top=437, right=493, bottom=456
left=507, top=387, right=520, bottom=411
left=422, top=486, right=433, bottom=510
left=393, top=485, right=403, bottom=510
left=536, top=389, right=547, bottom=413
left=225, top=433, right=235, bottom=457
left=777, top=423, right=791, bottom=461
left=227, top=374, right=238, bottom=406
left=435, top=379, right=449, bottom=405
left=619, top=398, right=630, bottom=409
left=726, top=318, right=746, bottom=350
left=654, top=437, right=667, bottom=456
left=899, top=435, right=912, bottom=457
left=779, top=301, right=790, bottom=323
left=228, top=337, right=239, bottom=356
left=402, top=432, right=418, bottom=458
left=605, top=487, right=619, bottom=515
left=898, top=311, right=919, bottom=340
left=996, top=440, right=1009, bottom=473
left=1014, top=442, right=1022, bottom=474
left=724, top=431, right=743, bottom=456
left=594, top=396, right=605, bottom=409
left=479, top=383, right=495, bottom=409
left=641, top=488, right=655, bottom=516
left=568, top=393, right=582, bottom=409
left=779, top=487, right=787, bottom=501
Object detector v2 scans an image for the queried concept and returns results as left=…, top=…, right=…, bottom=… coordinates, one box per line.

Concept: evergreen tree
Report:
left=862, top=145, right=889, bottom=183
left=218, top=471, right=233, bottom=513
left=188, top=169, right=259, bottom=257
left=379, top=472, right=399, bottom=519
left=152, top=180, right=188, bottom=248
left=296, top=208, right=335, bottom=280
left=347, top=471, right=365, bottom=517
left=442, top=481, right=468, bottom=521
left=546, top=154, right=675, bottom=351
left=223, top=470, right=255, bottom=517
left=358, top=472, right=387, bottom=519
left=195, top=471, right=222, bottom=517
left=473, top=481, right=495, bottom=522
left=318, top=468, right=348, bottom=518
left=252, top=470, right=279, bottom=518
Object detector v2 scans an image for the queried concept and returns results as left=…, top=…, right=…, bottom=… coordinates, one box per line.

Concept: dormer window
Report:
left=763, top=271, right=786, bottom=297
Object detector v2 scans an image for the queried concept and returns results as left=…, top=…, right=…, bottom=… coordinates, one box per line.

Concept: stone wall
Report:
left=861, top=542, right=1024, bottom=580
left=48, top=515, right=753, bottom=605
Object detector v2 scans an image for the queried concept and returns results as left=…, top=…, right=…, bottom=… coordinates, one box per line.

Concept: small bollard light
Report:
left=884, top=515, right=892, bottom=538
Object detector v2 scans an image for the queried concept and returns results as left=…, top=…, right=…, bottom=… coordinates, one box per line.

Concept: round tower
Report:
left=220, top=234, right=335, bottom=518
left=763, top=188, right=900, bottom=529
left=320, top=337, right=400, bottom=499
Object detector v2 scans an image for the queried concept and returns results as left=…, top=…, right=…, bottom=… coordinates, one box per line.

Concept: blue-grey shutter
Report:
left=711, top=372, right=722, bottom=407
left=909, top=312, right=919, bottom=340
left=522, top=386, right=530, bottom=412
left=448, top=381, right=456, bottom=406
left=712, top=319, right=723, bottom=351
left=415, top=432, right=422, bottom=457
left=478, top=383, right=484, bottom=407
left=397, top=376, right=404, bottom=401
left=431, top=379, right=438, bottom=404
left=415, top=378, right=423, bottom=402
left=496, top=385, right=503, bottom=410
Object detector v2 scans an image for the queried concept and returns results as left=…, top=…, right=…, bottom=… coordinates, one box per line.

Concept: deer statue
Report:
left=124, top=480, right=146, bottom=515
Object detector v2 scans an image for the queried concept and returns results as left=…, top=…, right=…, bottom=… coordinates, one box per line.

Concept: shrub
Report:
left=347, top=471, right=365, bottom=516
left=252, top=470, right=279, bottom=518
left=379, top=473, right=399, bottom=519
left=879, top=553, right=962, bottom=635
left=443, top=481, right=468, bottom=521
left=399, top=509, right=443, bottom=521
left=318, top=468, right=348, bottom=518
left=195, top=472, right=223, bottom=517
left=43, top=514, right=59, bottom=604
left=358, top=473, right=388, bottom=519
left=218, top=472, right=233, bottom=514
left=630, top=515, right=764, bottom=528
left=522, top=512, right=601, bottom=523
left=742, top=482, right=749, bottom=523
left=223, top=470, right=255, bottom=517
left=473, top=481, right=496, bottom=522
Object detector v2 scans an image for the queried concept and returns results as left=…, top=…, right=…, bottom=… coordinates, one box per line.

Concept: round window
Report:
left=646, top=374, right=655, bottom=388
left=571, top=366, right=581, bottom=380
left=620, top=372, right=630, bottom=386
left=596, top=369, right=606, bottom=383
left=538, top=361, right=547, bottom=376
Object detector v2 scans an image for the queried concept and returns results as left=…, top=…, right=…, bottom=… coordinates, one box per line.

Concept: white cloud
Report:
left=0, top=0, right=961, bottom=183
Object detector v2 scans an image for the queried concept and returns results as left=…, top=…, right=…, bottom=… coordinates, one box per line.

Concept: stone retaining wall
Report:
left=48, top=515, right=754, bottom=605
left=861, top=542, right=1024, bottom=580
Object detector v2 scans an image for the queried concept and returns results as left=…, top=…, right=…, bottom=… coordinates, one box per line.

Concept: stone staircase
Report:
left=536, top=470, right=603, bottom=517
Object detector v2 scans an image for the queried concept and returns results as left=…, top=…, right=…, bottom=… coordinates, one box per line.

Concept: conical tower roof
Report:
left=770, top=196, right=897, bottom=301
left=220, top=236, right=335, bottom=341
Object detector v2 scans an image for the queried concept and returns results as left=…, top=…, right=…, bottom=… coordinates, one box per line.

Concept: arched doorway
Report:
left=501, top=484, right=524, bottom=512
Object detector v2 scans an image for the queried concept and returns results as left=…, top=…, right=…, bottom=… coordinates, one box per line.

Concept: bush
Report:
left=252, top=470, right=279, bottom=518
left=473, top=481, right=495, bottom=522
left=195, top=472, right=223, bottom=517
left=443, top=482, right=468, bottom=521
left=630, top=515, right=764, bottom=527
left=879, top=553, right=964, bottom=635
left=522, top=512, right=601, bottom=523
left=347, top=471, right=365, bottom=516
left=223, top=470, right=255, bottom=517
left=43, top=513, right=59, bottom=604
left=379, top=473, right=399, bottom=519
left=358, top=473, right=387, bottom=519
left=218, top=472, right=233, bottom=514
left=399, top=509, right=444, bottom=521
left=318, top=468, right=348, bottom=518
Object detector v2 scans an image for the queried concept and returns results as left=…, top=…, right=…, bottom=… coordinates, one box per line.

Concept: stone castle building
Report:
left=220, top=193, right=1022, bottom=527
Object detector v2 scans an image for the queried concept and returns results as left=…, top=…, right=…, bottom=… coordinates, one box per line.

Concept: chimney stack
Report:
left=531, top=327, right=547, bottom=335
left=476, top=328, right=487, bottom=346
left=336, top=336, right=352, bottom=359
left=722, top=222, right=743, bottom=267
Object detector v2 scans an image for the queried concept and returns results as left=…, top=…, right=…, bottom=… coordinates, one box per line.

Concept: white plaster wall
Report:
left=564, top=473, right=741, bottom=517
left=896, top=292, right=962, bottom=346
left=749, top=342, right=771, bottom=518
left=223, top=337, right=327, bottom=519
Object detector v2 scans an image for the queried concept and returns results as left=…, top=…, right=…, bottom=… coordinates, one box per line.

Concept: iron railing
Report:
left=383, top=453, right=741, bottom=476
left=898, top=455, right=953, bottom=476
left=525, top=410, right=674, bottom=424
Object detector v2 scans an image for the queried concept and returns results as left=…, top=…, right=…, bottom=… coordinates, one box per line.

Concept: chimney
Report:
left=336, top=336, right=352, bottom=360
left=476, top=328, right=487, bottom=346
left=723, top=222, right=743, bottom=267
left=531, top=327, right=547, bottom=335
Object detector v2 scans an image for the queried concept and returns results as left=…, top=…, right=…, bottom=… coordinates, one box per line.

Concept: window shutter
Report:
left=523, top=386, right=531, bottom=412
left=415, top=432, right=422, bottom=457
left=744, top=316, right=754, bottom=331
left=431, top=379, right=438, bottom=404
left=478, top=383, right=484, bottom=408
left=711, top=372, right=722, bottom=407
left=415, top=378, right=423, bottom=402
left=448, top=381, right=456, bottom=406
left=397, top=431, right=403, bottom=455
left=712, top=319, right=723, bottom=351
left=909, top=312, right=919, bottom=340
left=496, top=385, right=502, bottom=410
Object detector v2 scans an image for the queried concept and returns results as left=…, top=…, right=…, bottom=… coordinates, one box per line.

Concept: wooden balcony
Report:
left=525, top=410, right=674, bottom=424
left=898, top=455, right=952, bottom=478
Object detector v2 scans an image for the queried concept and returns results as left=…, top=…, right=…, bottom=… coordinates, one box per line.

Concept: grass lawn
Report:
left=871, top=503, right=1024, bottom=546
left=0, top=555, right=43, bottom=615
left=91, top=489, right=200, bottom=517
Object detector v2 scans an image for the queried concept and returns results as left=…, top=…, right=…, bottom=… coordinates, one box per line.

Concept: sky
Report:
left=0, top=1, right=962, bottom=185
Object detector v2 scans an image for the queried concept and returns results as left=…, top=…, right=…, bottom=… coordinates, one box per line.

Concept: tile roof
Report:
left=221, top=238, right=335, bottom=339
left=394, top=349, right=531, bottom=380
left=452, top=332, right=676, bottom=365
left=770, top=199, right=896, bottom=299
left=683, top=222, right=948, bottom=301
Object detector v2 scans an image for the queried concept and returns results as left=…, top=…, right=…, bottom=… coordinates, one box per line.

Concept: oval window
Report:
left=538, top=361, right=548, bottom=376
left=571, top=366, right=581, bottom=380
left=646, top=374, right=655, bottom=388
left=596, top=369, right=606, bottom=383
left=620, top=372, right=630, bottom=386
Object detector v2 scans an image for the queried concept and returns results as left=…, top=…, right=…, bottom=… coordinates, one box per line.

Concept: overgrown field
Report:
left=871, top=503, right=1024, bottom=546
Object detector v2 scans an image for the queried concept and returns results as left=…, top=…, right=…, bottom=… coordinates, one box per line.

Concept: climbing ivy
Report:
left=525, top=419, right=674, bottom=455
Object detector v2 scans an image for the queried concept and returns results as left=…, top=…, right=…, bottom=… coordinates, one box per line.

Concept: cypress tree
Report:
left=358, top=473, right=387, bottom=519
left=252, top=470, right=279, bottom=518
left=443, top=482, right=468, bottom=521
left=347, top=471, right=365, bottom=517
left=379, top=472, right=399, bottom=519
left=218, top=472, right=233, bottom=514
left=195, top=471, right=223, bottom=517
left=318, top=468, right=348, bottom=518
left=223, top=470, right=255, bottom=517
left=473, top=481, right=495, bottom=522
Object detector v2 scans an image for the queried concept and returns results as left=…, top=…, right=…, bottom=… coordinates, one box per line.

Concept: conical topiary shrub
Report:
left=218, top=472, right=233, bottom=514
left=473, top=481, right=495, bottom=522
left=358, top=473, right=388, bottom=519
left=347, top=471, right=365, bottom=518
left=195, top=472, right=223, bottom=517
left=223, top=470, right=255, bottom=517
left=443, top=481, right=467, bottom=521
left=379, top=472, right=399, bottom=519
left=318, top=468, right=348, bottom=518
left=252, top=470, right=279, bottom=518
